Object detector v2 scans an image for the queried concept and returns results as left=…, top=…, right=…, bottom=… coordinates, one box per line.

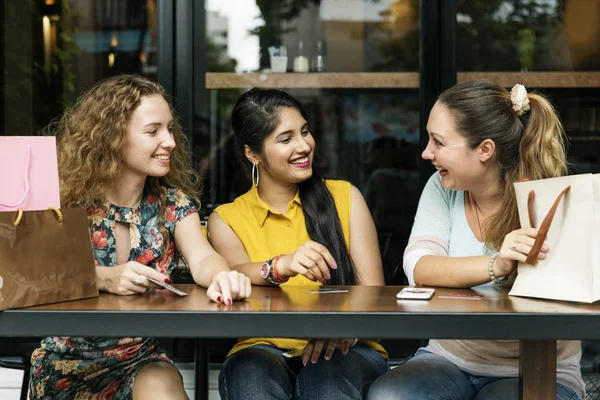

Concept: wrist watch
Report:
left=261, top=257, right=284, bottom=285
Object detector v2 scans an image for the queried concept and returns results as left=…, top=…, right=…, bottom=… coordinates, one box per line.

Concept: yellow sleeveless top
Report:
left=214, top=179, right=387, bottom=358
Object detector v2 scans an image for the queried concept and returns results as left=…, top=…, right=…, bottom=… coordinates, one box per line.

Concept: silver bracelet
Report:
left=488, top=252, right=508, bottom=285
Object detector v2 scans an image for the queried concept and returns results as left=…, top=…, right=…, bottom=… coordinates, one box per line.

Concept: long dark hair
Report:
left=231, top=88, right=357, bottom=285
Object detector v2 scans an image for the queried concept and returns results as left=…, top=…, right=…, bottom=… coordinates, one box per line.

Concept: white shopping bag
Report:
left=509, top=174, right=600, bottom=303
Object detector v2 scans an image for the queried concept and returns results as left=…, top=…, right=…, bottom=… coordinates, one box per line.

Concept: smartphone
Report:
left=396, top=287, right=435, bottom=300
left=304, top=287, right=349, bottom=294
left=145, top=276, right=188, bottom=296
left=282, top=348, right=304, bottom=358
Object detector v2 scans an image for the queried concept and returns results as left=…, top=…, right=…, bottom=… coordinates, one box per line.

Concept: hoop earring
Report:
left=252, top=163, right=260, bottom=187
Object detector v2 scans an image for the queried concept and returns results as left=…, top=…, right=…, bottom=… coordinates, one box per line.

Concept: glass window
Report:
left=197, top=0, right=421, bottom=284
left=455, top=0, right=600, bottom=173
left=1, top=0, right=158, bottom=136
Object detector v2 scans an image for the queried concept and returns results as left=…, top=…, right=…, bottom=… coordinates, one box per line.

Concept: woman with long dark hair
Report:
left=208, top=88, right=389, bottom=399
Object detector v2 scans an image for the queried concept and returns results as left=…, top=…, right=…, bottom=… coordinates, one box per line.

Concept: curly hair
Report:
left=53, top=74, right=201, bottom=255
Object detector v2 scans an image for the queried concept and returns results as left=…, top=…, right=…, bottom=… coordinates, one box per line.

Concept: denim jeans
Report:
left=219, top=344, right=389, bottom=400
left=367, top=350, right=580, bottom=400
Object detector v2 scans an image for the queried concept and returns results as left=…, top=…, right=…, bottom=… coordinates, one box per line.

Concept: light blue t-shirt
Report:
left=410, top=172, right=489, bottom=257
left=402, top=172, right=584, bottom=397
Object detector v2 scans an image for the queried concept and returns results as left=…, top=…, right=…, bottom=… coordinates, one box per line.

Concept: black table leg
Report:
left=194, top=339, right=209, bottom=400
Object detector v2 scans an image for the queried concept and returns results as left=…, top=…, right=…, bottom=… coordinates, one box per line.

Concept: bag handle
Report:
left=12, top=207, right=63, bottom=227
left=0, top=145, right=31, bottom=208
left=525, top=185, right=570, bottom=265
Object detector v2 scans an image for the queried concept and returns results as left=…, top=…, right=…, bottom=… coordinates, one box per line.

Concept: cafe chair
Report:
left=581, top=340, right=600, bottom=399
left=0, top=355, right=29, bottom=400
left=0, top=337, right=40, bottom=400
left=378, top=231, right=409, bottom=285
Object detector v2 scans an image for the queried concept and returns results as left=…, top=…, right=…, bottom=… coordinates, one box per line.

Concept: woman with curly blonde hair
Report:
left=29, top=74, right=251, bottom=399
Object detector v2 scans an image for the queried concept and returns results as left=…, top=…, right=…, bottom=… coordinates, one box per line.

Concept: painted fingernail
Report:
left=227, top=299, right=232, bottom=305
left=164, top=278, right=172, bottom=284
left=326, top=273, right=331, bottom=280
left=217, top=296, right=222, bottom=302
left=331, top=262, right=338, bottom=269
left=312, top=356, right=318, bottom=364
left=303, top=359, right=308, bottom=367
left=325, top=353, right=331, bottom=360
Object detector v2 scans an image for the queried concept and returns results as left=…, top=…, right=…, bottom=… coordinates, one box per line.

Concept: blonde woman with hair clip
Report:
left=28, top=74, right=251, bottom=400
left=367, top=80, right=584, bottom=400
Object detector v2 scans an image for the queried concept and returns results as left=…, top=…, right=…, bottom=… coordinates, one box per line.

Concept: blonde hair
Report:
left=54, top=74, right=201, bottom=254
left=438, top=80, right=567, bottom=250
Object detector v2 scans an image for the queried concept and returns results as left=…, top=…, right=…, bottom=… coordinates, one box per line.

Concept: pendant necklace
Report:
left=470, top=192, right=484, bottom=241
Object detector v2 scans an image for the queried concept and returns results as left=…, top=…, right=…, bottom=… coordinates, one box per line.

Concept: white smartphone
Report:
left=282, top=348, right=303, bottom=358
left=145, top=276, right=188, bottom=296
left=396, top=287, right=435, bottom=300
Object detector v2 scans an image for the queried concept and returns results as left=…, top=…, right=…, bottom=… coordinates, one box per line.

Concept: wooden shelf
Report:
left=570, top=136, right=600, bottom=141
left=206, top=71, right=600, bottom=89
left=457, top=72, right=600, bottom=88
left=206, top=72, right=419, bottom=89
left=567, top=131, right=600, bottom=141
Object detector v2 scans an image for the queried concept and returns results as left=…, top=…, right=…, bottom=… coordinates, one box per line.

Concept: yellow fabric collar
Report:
left=248, top=185, right=302, bottom=227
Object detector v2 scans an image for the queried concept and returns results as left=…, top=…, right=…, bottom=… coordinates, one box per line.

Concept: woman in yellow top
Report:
left=208, top=88, right=389, bottom=399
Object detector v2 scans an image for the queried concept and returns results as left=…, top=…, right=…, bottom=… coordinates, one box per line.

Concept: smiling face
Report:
left=422, top=101, right=488, bottom=190
left=121, top=95, right=175, bottom=181
left=247, top=107, right=315, bottom=186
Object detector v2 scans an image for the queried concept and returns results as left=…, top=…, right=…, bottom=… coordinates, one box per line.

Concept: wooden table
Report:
left=2, top=284, right=600, bottom=400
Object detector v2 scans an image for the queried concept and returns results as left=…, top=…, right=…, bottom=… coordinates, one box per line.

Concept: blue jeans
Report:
left=367, top=350, right=580, bottom=400
left=219, top=344, right=389, bottom=399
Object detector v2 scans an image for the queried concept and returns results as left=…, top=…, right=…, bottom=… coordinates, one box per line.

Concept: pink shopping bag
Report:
left=0, top=136, right=60, bottom=211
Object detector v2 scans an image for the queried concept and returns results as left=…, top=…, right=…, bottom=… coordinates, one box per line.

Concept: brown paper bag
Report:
left=0, top=207, right=98, bottom=310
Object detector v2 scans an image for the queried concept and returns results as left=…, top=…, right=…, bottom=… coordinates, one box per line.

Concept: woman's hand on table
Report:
left=495, top=227, right=549, bottom=276
left=96, top=261, right=171, bottom=295
left=301, top=338, right=356, bottom=366
left=206, top=270, right=251, bottom=305
left=277, top=240, right=337, bottom=283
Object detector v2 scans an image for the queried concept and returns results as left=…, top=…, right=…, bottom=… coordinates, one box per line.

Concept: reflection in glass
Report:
left=455, top=1, right=600, bottom=175
left=205, top=0, right=420, bottom=73
left=1, top=0, right=157, bottom=136
left=456, top=0, right=600, bottom=72
left=199, top=1, right=422, bottom=284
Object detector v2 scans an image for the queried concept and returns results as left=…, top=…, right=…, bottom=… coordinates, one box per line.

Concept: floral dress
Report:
left=29, top=188, right=198, bottom=400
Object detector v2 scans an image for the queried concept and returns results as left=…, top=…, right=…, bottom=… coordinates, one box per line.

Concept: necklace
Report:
left=469, top=192, right=484, bottom=241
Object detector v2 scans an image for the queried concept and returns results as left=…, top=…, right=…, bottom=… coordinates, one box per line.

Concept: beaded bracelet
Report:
left=272, top=254, right=287, bottom=283
left=488, top=252, right=508, bottom=285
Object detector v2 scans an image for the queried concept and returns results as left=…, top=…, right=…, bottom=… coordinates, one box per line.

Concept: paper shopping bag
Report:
left=509, top=174, right=600, bottom=303
left=0, top=207, right=98, bottom=310
left=0, top=136, right=60, bottom=211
